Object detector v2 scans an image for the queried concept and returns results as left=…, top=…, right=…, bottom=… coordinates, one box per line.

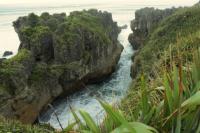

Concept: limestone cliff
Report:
left=128, top=7, right=177, bottom=78
left=128, top=7, right=177, bottom=50
left=0, top=9, right=123, bottom=124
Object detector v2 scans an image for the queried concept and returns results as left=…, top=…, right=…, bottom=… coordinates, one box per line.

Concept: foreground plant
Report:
left=62, top=100, right=158, bottom=133
left=160, top=50, right=200, bottom=133
left=132, top=49, right=200, bottom=133
left=0, top=116, right=55, bottom=133
left=62, top=51, right=200, bottom=133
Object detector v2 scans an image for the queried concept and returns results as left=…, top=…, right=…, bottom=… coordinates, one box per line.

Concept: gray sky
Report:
left=0, top=0, right=198, bottom=6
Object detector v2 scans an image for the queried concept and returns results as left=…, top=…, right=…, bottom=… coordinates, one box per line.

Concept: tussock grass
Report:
left=62, top=51, right=200, bottom=132
left=0, top=116, right=55, bottom=133
left=122, top=3, right=200, bottom=133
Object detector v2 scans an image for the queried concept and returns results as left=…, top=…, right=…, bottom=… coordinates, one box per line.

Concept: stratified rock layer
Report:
left=128, top=7, right=177, bottom=50
left=0, top=9, right=123, bottom=124
left=128, top=7, right=177, bottom=78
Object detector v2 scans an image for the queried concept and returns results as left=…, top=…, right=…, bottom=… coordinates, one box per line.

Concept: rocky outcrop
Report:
left=128, top=7, right=177, bottom=50
left=0, top=9, right=123, bottom=124
left=119, top=24, right=128, bottom=30
left=129, top=7, right=177, bottom=78
left=3, top=51, right=13, bottom=57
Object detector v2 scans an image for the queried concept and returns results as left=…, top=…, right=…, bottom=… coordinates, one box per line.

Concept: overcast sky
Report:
left=0, top=0, right=198, bottom=7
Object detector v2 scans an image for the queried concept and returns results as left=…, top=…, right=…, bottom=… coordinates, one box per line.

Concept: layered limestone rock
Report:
left=129, top=7, right=177, bottom=78
left=128, top=7, right=177, bottom=50
left=0, top=9, right=123, bottom=124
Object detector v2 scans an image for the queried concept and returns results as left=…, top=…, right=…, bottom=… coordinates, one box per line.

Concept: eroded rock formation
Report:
left=3, top=51, right=13, bottom=57
left=0, top=9, right=123, bottom=124
left=128, top=7, right=177, bottom=50
left=128, top=7, right=177, bottom=78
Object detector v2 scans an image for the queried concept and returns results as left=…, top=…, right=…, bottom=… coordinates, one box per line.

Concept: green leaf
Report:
left=164, top=73, right=173, bottom=113
left=155, top=100, right=164, bottom=118
left=111, top=122, right=158, bottom=133
left=175, top=109, right=181, bottom=133
left=181, top=91, right=200, bottom=110
left=99, top=100, right=125, bottom=125
left=195, top=122, right=200, bottom=133
left=62, top=122, right=76, bottom=133
left=80, top=130, right=93, bottom=133
left=140, top=75, right=150, bottom=115
left=79, top=110, right=100, bottom=133
left=70, top=106, right=85, bottom=129
left=172, top=65, right=180, bottom=108
left=182, top=68, right=191, bottom=97
left=193, top=81, right=200, bottom=93
left=144, top=106, right=155, bottom=124
left=103, top=115, right=115, bottom=133
left=99, top=100, right=136, bottom=132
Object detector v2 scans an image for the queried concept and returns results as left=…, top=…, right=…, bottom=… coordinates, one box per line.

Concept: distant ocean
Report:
left=0, top=1, right=196, bottom=57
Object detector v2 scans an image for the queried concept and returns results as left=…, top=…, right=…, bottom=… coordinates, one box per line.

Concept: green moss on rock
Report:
left=0, top=49, right=31, bottom=77
left=0, top=49, right=33, bottom=95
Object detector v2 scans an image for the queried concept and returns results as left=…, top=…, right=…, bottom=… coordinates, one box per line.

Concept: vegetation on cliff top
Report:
left=122, top=3, right=200, bottom=133
left=0, top=49, right=32, bottom=94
